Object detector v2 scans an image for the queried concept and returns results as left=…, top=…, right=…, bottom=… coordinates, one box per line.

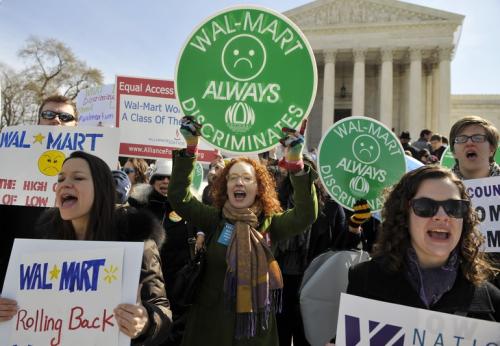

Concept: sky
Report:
left=0, top=0, right=498, bottom=95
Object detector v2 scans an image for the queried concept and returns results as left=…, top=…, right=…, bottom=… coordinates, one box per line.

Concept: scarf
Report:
left=405, top=247, right=459, bottom=307
left=222, top=201, right=283, bottom=339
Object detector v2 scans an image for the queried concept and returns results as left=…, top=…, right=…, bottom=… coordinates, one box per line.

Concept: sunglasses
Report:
left=40, top=110, right=76, bottom=123
left=454, top=134, right=487, bottom=144
left=409, top=198, right=469, bottom=218
left=122, top=167, right=135, bottom=174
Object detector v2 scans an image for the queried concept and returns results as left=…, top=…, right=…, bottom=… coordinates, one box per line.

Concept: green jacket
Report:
left=168, top=152, right=318, bottom=346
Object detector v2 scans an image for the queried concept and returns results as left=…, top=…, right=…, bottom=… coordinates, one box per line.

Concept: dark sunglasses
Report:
left=454, top=134, right=487, bottom=144
left=122, top=167, right=135, bottom=174
left=40, top=110, right=76, bottom=123
left=409, top=197, right=469, bottom=218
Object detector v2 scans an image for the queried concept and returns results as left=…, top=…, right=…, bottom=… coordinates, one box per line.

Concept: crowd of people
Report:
left=0, top=94, right=499, bottom=345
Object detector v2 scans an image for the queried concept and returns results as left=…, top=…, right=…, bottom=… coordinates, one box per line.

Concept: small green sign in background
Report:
left=176, top=6, right=317, bottom=154
left=318, top=117, right=406, bottom=212
left=191, top=161, right=204, bottom=192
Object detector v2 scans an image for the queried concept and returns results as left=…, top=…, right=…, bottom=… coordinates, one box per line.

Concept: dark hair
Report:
left=38, top=94, right=78, bottom=122
left=374, top=165, right=497, bottom=285
left=212, top=157, right=282, bottom=216
left=52, top=151, right=117, bottom=241
left=449, top=116, right=499, bottom=163
left=419, top=129, right=432, bottom=138
left=430, top=134, right=442, bottom=142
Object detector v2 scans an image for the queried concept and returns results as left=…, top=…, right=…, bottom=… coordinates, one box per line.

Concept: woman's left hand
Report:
left=279, top=119, right=306, bottom=172
left=114, top=302, right=149, bottom=339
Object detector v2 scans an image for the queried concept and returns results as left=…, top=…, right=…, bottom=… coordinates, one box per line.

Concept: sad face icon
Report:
left=222, top=34, right=267, bottom=81
left=352, top=135, right=381, bottom=164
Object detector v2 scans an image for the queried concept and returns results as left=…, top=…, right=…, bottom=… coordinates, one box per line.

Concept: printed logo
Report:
left=345, top=315, right=405, bottom=346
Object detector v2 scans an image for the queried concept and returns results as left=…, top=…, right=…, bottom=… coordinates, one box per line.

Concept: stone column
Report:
left=379, top=48, right=393, bottom=129
left=408, top=48, right=423, bottom=138
left=424, top=64, right=433, bottom=130
left=352, top=49, right=366, bottom=116
left=438, top=47, right=452, bottom=135
left=322, top=50, right=337, bottom=135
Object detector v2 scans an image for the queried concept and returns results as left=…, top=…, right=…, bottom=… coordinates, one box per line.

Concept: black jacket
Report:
left=347, top=257, right=500, bottom=322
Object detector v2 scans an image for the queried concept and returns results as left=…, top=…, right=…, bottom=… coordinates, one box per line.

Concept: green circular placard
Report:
left=318, top=117, right=406, bottom=212
left=440, top=145, right=500, bottom=169
left=191, top=161, right=204, bottom=192
left=175, top=6, right=317, bottom=154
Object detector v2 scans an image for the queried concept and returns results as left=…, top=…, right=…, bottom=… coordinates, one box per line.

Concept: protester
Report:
left=417, top=148, right=438, bottom=165
left=38, top=94, right=78, bottom=126
left=202, top=154, right=225, bottom=206
left=112, top=169, right=132, bottom=205
left=167, top=116, right=318, bottom=345
left=399, top=131, right=417, bottom=158
left=347, top=165, right=500, bottom=320
left=0, top=151, right=172, bottom=344
left=0, top=94, right=79, bottom=288
left=123, top=157, right=150, bottom=186
left=430, top=134, right=446, bottom=160
left=449, top=116, right=499, bottom=179
left=274, top=154, right=345, bottom=346
left=412, top=129, right=433, bottom=152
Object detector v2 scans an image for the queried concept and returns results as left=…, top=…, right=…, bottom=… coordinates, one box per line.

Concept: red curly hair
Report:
left=211, top=157, right=282, bottom=216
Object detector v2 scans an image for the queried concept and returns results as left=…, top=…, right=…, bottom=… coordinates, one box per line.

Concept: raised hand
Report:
left=279, top=120, right=306, bottom=173
left=0, top=297, right=18, bottom=322
left=180, top=116, right=202, bottom=155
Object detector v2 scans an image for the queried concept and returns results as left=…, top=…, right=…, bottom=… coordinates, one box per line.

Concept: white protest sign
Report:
left=464, top=176, right=500, bottom=252
left=76, top=84, right=116, bottom=127
left=336, top=293, right=500, bottom=345
left=115, top=75, right=218, bottom=163
left=0, top=125, right=120, bottom=207
left=0, top=238, right=144, bottom=346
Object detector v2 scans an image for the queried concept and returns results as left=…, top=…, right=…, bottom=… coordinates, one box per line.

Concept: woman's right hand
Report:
left=180, top=116, right=202, bottom=155
left=0, top=297, right=18, bottom=322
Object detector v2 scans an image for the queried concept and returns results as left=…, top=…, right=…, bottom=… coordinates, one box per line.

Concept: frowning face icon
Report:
left=352, top=135, right=380, bottom=164
left=222, top=34, right=267, bottom=81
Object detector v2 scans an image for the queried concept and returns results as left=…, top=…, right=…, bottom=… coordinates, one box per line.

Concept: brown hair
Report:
left=126, top=158, right=149, bottom=184
left=449, top=116, right=499, bottom=163
left=211, top=157, right=282, bottom=216
left=374, top=165, right=497, bottom=285
left=38, top=94, right=78, bottom=121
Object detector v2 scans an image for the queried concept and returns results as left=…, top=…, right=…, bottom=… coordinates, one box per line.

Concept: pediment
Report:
left=284, top=0, right=464, bottom=28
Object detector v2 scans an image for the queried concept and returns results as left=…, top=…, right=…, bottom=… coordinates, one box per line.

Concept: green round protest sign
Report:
left=191, top=161, right=204, bottom=192
left=175, top=6, right=317, bottom=154
left=318, top=117, right=406, bottom=212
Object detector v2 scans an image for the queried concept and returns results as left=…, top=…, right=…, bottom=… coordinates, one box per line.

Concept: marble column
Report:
left=408, top=48, right=423, bottom=138
left=438, top=47, right=452, bottom=135
left=352, top=49, right=366, bottom=116
left=322, top=50, right=337, bottom=135
left=379, top=48, right=393, bottom=129
left=424, top=64, right=433, bottom=130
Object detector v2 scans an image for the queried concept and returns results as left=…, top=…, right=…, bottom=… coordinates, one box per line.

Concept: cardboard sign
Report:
left=463, top=176, right=500, bottom=252
left=115, top=75, right=218, bottom=162
left=0, top=125, right=119, bottom=207
left=76, top=84, right=116, bottom=127
left=318, top=117, right=406, bottom=211
left=175, top=6, right=317, bottom=154
left=0, top=239, right=144, bottom=346
left=336, top=293, right=500, bottom=345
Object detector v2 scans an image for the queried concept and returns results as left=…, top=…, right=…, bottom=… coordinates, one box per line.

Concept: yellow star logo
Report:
left=103, top=264, right=119, bottom=284
left=49, top=264, right=60, bottom=280
left=33, top=133, right=45, bottom=144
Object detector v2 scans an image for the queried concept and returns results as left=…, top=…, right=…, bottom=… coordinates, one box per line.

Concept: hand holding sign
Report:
left=0, top=297, right=17, bottom=322
left=180, top=116, right=202, bottom=155
left=279, top=120, right=306, bottom=172
left=113, top=284, right=149, bottom=339
left=348, top=199, right=372, bottom=232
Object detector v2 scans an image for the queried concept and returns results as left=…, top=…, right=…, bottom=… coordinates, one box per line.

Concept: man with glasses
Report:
left=449, top=116, right=499, bottom=179
left=38, top=94, right=78, bottom=126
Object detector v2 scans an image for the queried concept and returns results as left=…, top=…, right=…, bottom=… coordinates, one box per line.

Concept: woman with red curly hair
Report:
left=167, top=117, right=318, bottom=346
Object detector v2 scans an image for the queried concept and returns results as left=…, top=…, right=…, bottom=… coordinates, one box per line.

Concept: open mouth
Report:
left=465, top=150, right=478, bottom=159
left=61, top=193, right=77, bottom=208
left=427, top=230, right=450, bottom=240
left=233, top=191, right=247, bottom=201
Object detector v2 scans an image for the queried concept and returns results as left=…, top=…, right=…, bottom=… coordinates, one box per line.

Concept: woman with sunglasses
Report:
left=347, top=165, right=500, bottom=321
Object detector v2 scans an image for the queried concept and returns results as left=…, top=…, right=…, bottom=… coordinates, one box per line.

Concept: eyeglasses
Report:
left=454, top=134, right=487, bottom=144
left=409, top=197, right=469, bottom=218
left=227, top=174, right=255, bottom=184
left=122, top=167, right=135, bottom=174
left=40, top=110, right=76, bottom=123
